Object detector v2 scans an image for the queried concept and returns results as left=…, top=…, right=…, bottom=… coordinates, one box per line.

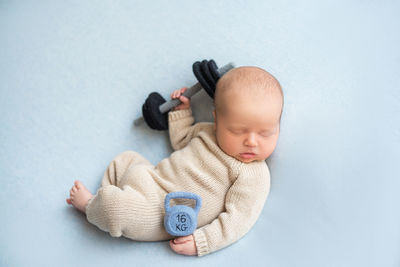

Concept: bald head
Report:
left=214, top=66, right=283, bottom=121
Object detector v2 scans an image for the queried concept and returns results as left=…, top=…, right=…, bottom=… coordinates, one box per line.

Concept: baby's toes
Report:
left=74, top=180, right=84, bottom=190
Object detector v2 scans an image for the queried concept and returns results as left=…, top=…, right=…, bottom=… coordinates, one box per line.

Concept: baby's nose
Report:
left=244, top=133, right=257, bottom=147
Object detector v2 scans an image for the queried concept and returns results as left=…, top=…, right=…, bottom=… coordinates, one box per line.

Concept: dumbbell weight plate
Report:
left=200, top=60, right=217, bottom=95
left=192, top=61, right=214, bottom=98
left=142, top=92, right=168, bottom=130
left=208, top=59, right=220, bottom=81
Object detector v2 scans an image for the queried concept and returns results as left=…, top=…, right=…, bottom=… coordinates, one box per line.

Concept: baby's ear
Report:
left=212, top=110, right=216, bottom=122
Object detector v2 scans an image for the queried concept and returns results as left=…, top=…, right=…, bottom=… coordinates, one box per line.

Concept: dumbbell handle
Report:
left=164, top=192, right=202, bottom=214
left=158, top=62, right=234, bottom=113
left=134, top=62, right=234, bottom=126
left=158, top=82, right=203, bottom=113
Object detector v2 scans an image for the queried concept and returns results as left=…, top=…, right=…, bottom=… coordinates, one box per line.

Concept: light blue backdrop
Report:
left=1, top=1, right=399, bottom=266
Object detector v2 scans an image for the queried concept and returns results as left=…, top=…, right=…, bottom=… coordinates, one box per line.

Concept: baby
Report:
left=66, top=66, right=283, bottom=256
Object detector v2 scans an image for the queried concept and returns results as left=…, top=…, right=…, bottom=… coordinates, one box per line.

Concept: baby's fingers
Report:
left=179, top=95, right=190, bottom=105
left=169, top=237, right=197, bottom=256
left=171, top=91, right=178, bottom=99
left=171, top=87, right=187, bottom=99
left=179, top=87, right=187, bottom=95
left=169, top=240, right=183, bottom=253
left=169, top=240, right=189, bottom=254
left=173, top=235, right=193, bottom=244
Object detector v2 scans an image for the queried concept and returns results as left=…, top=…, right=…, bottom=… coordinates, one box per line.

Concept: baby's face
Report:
left=214, top=90, right=281, bottom=163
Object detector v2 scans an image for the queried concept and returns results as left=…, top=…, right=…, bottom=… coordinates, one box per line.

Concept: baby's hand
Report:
left=171, top=87, right=190, bottom=111
left=169, top=235, right=197, bottom=256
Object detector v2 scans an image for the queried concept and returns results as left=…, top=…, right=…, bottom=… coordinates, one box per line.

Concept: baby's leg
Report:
left=66, top=151, right=150, bottom=214
left=85, top=151, right=170, bottom=240
left=86, top=183, right=170, bottom=241
left=101, top=151, right=152, bottom=188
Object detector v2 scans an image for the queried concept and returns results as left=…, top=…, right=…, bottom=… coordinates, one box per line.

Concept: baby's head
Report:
left=213, top=66, right=283, bottom=163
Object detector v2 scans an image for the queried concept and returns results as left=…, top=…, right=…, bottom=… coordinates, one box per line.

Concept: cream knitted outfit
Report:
left=86, top=109, right=271, bottom=256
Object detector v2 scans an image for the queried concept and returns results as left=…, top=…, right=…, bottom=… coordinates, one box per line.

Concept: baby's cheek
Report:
left=262, top=141, right=278, bottom=158
left=217, top=135, right=231, bottom=153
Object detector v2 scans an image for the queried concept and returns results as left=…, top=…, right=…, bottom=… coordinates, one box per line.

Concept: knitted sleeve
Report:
left=168, top=109, right=204, bottom=150
left=192, top=163, right=270, bottom=256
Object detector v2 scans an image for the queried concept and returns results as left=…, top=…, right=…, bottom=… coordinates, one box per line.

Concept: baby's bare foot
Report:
left=66, top=180, right=93, bottom=213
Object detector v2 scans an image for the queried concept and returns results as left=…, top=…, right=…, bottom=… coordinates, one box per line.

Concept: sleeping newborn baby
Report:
left=66, top=66, right=283, bottom=256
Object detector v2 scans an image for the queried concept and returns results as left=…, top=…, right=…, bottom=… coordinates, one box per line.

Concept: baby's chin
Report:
left=234, top=155, right=267, bottom=163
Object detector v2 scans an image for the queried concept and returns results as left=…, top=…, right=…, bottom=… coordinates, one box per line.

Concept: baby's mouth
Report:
left=239, top=152, right=257, bottom=159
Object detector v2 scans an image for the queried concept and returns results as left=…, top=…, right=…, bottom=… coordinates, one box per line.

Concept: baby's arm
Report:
left=193, top=164, right=271, bottom=256
left=168, top=88, right=205, bottom=150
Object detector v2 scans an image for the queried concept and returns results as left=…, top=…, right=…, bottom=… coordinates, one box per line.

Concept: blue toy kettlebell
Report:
left=164, top=192, right=202, bottom=236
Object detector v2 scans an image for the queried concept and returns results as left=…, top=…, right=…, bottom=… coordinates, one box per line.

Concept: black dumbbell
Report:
left=135, top=59, right=235, bottom=130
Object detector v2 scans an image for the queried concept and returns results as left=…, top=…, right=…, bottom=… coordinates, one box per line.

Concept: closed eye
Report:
left=259, top=130, right=274, bottom=137
left=229, top=128, right=246, bottom=135
left=230, top=130, right=244, bottom=135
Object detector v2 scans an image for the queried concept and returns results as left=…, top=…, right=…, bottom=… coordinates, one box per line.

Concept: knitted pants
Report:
left=86, top=151, right=171, bottom=241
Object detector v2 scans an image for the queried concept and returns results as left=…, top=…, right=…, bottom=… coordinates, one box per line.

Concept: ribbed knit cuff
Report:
left=193, top=229, right=209, bottom=256
left=85, top=192, right=98, bottom=223
left=168, top=109, right=192, bottom=122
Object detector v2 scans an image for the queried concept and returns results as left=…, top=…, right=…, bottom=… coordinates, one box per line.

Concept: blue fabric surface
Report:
left=1, top=1, right=399, bottom=266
